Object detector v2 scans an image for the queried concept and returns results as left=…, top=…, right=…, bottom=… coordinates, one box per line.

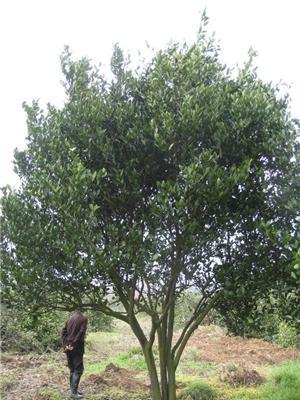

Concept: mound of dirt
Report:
left=188, top=325, right=300, bottom=365
left=84, top=374, right=108, bottom=386
left=84, top=363, right=149, bottom=392
left=219, top=364, right=265, bottom=387
left=105, top=363, right=123, bottom=373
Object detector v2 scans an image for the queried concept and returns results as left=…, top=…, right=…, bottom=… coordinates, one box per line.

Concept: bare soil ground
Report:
left=1, top=352, right=68, bottom=399
left=85, top=363, right=149, bottom=391
left=188, top=325, right=300, bottom=366
left=1, top=325, right=299, bottom=399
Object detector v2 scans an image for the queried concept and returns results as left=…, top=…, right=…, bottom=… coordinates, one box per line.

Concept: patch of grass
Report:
left=0, top=374, right=18, bottom=398
left=178, top=348, right=218, bottom=378
left=85, top=387, right=151, bottom=400
left=203, top=362, right=300, bottom=400
left=178, top=360, right=218, bottom=378
left=84, top=359, right=108, bottom=375
left=177, top=376, right=261, bottom=400
left=214, top=384, right=261, bottom=400
left=86, top=329, right=139, bottom=358
left=87, top=331, right=122, bottom=349
left=116, top=347, right=147, bottom=370
left=85, top=347, right=147, bottom=375
left=33, top=388, right=64, bottom=400
left=260, top=362, right=300, bottom=400
left=178, top=381, right=217, bottom=400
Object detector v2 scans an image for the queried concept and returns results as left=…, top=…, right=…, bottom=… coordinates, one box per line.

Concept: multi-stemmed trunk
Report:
left=109, top=266, right=223, bottom=400
left=145, top=290, right=223, bottom=399
left=128, top=290, right=223, bottom=400
left=139, top=325, right=177, bottom=400
left=156, top=302, right=176, bottom=400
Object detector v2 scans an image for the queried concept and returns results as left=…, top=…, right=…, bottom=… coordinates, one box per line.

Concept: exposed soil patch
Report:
left=188, top=325, right=300, bottom=366
left=84, top=363, right=149, bottom=392
left=0, top=352, right=67, bottom=400
left=1, top=354, right=47, bottom=370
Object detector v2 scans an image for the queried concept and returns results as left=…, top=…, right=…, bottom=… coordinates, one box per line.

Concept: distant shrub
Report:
left=1, top=305, right=67, bottom=353
left=216, top=289, right=300, bottom=348
left=1, top=304, right=114, bottom=353
left=179, top=381, right=216, bottom=400
left=273, top=322, right=300, bottom=348
left=174, top=292, right=200, bottom=328
left=85, top=309, right=113, bottom=332
left=174, top=292, right=221, bottom=329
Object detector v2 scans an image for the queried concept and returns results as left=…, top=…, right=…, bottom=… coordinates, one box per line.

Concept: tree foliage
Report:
left=1, top=19, right=299, bottom=399
left=1, top=304, right=67, bottom=352
left=0, top=304, right=112, bottom=353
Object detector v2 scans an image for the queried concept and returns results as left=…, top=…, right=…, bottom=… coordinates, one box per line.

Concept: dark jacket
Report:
left=61, top=312, right=88, bottom=353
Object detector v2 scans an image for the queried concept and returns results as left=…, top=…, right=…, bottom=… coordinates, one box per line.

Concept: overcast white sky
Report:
left=1, top=0, right=299, bottom=187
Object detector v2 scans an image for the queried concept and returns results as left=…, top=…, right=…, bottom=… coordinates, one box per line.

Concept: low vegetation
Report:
left=1, top=307, right=113, bottom=353
left=1, top=318, right=300, bottom=400
left=178, top=381, right=217, bottom=400
left=260, top=362, right=300, bottom=400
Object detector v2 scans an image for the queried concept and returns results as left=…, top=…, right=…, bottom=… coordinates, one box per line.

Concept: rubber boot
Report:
left=71, top=372, right=84, bottom=399
left=69, top=372, right=73, bottom=391
left=70, top=373, right=82, bottom=395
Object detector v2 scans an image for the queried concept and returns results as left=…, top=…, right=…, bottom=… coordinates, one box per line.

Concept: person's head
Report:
left=73, top=306, right=83, bottom=314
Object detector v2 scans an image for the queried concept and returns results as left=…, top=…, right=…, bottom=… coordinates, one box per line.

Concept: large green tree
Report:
left=1, top=25, right=299, bottom=399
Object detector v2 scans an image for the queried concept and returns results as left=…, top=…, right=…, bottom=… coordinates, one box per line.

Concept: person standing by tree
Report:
left=61, top=310, right=88, bottom=399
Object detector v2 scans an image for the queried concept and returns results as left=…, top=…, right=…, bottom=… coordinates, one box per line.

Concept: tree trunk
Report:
left=128, top=313, right=162, bottom=400
left=158, top=324, right=169, bottom=400
left=167, top=299, right=176, bottom=400
left=143, top=346, right=162, bottom=400
left=157, top=316, right=177, bottom=400
left=167, top=358, right=176, bottom=400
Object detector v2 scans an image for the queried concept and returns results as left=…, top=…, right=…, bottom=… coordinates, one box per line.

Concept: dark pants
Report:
left=67, top=351, right=84, bottom=375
